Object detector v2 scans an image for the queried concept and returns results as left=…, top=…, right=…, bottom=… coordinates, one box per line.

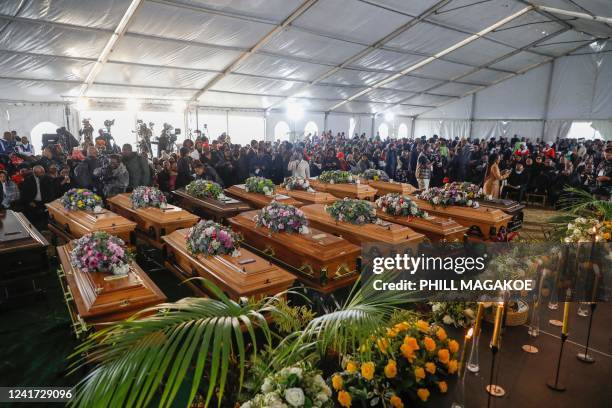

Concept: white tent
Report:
left=0, top=0, right=611, bottom=144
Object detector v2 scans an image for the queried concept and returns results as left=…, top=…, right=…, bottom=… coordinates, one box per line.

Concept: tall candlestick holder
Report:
left=524, top=266, right=544, bottom=353
left=548, top=292, right=571, bottom=391
left=466, top=329, right=480, bottom=373
left=546, top=333, right=567, bottom=391
left=548, top=247, right=567, bottom=310
left=467, top=302, right=485, bottom=373
left=486, top=302, right=505, bottom=406
left=486, top=345, right=502, bottom=408
left=577, top=302, right=597, bottom=363
left=451, top=328, right=473, bottom=408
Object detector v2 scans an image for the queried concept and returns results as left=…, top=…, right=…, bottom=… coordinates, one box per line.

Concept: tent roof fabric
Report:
left=0, top=0, right=609, bottom=117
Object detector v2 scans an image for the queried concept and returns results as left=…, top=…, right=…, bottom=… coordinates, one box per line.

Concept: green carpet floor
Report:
left=0, top=250, right=193, bottom=407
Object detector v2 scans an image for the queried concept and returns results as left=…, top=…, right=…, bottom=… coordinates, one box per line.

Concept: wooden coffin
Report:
left=172, top=188, right=251, bottom=223
left=476, top=198, right=524, bottom=232
left=300, top=204, right=424, bottom=247
left=224, top=184, right=302, bottom=209
left=275, top=187, right=337, bottom=205
left=46, top=199, right=136, bottom=244
left=56, top=242, right=166, bottom=338
left=376, top=211, right=468, bottom=242
left=309, top=179, right=377, bottom=201
left=107, top=193, right=200, bottom=249
left=163, top=228, right=295, bottom=300
left=0, top=211, right=49, bottom=300
left=228, top=210, right=360, bottom=293
left=409, top=196, right=513, bottom=240
left=364, top=179, right=417, bottom=197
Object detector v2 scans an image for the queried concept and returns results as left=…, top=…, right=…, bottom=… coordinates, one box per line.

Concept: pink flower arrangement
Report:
left=70, top=231, right=133, bottom=274
left=255, top=201, right=310, bottom=234
left=187, top=220, right=240, bottom=257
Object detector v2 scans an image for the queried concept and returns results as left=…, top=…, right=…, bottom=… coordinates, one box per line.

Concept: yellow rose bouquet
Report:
left=328, top=320, right=459, bottom=407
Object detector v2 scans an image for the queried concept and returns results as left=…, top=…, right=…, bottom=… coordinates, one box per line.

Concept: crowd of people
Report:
left=0, top=126, right=610, bottom=230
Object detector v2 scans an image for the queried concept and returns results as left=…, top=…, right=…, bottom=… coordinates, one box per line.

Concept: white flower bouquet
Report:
left=240, top=363, right=332, bottom=408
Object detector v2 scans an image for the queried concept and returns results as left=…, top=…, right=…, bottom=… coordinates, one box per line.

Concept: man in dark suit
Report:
left=20, top=165, right=55, bottom=229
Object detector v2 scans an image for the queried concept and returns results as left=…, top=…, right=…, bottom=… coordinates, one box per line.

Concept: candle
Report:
left=474, top=302, right=485, bottom=335
left=490, top=302, right=504, bottom=348
left=459, top=327, right=474, bottom=375
left=562, top=301, right=570, bottom=335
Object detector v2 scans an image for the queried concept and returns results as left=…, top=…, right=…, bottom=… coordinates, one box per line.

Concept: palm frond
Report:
left=69, top=279, right=279, bottom=408
left=557, top=187, right=612, bottom=220
left=300, top=272, right=426, bottom=357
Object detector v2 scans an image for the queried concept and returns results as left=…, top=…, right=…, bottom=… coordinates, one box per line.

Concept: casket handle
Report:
left=64, top=223, right=71, bottom=233
left=73, top=315, right=88, bottom=338
left=119, top=299, right=131, bottom=307
left=298, top=263, right=315, bottom=277
left=64, top=286, right=74, bottom=302
left=263, top=246, right=275, bottom=257
left=334, top=263, right=355, bottom=280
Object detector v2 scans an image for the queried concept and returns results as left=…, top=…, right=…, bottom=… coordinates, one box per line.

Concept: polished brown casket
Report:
left=409, top=196, right=513, bottom=240
left=228, top=210, right=360, bottom=293
left=376, top=211, right=468, bottom=242
left=363, top=179, right=417, bottom=197
left=46, top=199, right=136, bottom=244
left=300, top=204, right=424, bottom=246
left=224, top=184, right=302, bottom=209
left=162, top=228, right=295, bottom=300
left=172, top=188, right=251, bottom=222
left=476, top=198, right=525, bottom=232
left=56, top=242, right=166, bottom=338
left=309, top=179, right=377, bottom=201
left=0, top=211, right=49, bottom=300
left=107, top=193, right=200, bottom=249
left=275, top=187, right=337, bottom=206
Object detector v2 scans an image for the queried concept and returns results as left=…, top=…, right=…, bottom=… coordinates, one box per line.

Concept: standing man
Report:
left=122, top=143, right=150, bottom=190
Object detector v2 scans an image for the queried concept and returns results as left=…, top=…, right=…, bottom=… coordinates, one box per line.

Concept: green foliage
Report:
left=69, top=279, right=284, bottom=408
left=270, top=297, right=316, bottom=335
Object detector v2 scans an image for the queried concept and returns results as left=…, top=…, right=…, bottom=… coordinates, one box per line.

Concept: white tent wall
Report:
left=0, top=102, right=77, bottom=149
left=414, top=50, right=612, bottom=141
left=265, top=111, right=324, bottom=142
left=414, top=119, right=471, bottom=139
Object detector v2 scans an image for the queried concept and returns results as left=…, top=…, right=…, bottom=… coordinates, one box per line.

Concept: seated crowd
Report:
left=0, top=128, right=610, bottom=229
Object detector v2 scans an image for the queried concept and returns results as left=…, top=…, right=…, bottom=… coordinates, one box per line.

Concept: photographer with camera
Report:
left=94, top=154, right=129, bottom=198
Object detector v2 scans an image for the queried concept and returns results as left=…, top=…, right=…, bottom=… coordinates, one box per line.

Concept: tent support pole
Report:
left=542, top=61, right=556, bottom=141
left=469, top=93, right=476, bottom=140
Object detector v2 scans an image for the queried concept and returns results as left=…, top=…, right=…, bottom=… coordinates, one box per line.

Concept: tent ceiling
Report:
left=0, top=0, right=608, bottom=116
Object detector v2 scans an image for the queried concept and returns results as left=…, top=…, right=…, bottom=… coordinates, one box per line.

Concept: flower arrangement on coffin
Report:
left=185, top=179, right=223, bottom=200
left=130, top=186, right=167, bottom=209
left=245, top=176, right=275, bottom=196
left=429, top=302, right=477, bottom=328
left=318, top=170, right=354, bottom=184
left=282, top=176, right=314, bottom=192
left=443, top=182, right=483, bottom=200
left=329, top=320, right=459, bottom=407
left=417, top=186, right=480, bottom=208
left=375, top=194, right=428, bottom=218
left=240, top=363, right=332, bottom=408
left=325, top=198, right=377, bottom=225
left=61, top=188, right=103, bottom=212
left=255, top=201, right=310, bottom=234
left=361, top=169, right=389, bottom=182
left=70, top=231, right=133, bottom=275
left=187, top=219, right=241, bottom=257
left=563, top=217, right=612, bottom=243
